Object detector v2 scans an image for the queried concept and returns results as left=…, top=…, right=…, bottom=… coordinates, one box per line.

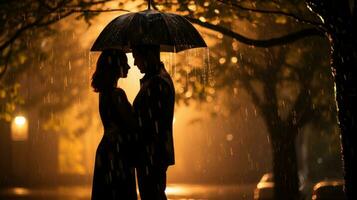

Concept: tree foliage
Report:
left=0, top=0, right=118, bottom=120
left=154, top=0, right=339, bottom=198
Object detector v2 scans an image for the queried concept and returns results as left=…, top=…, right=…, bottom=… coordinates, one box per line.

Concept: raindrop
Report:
left=155, top=121, right=159, bottom=133
left=206, top=49, right=213, bottom=86
left=244, top=108, right=248, bottom=120
left=253, top=107, right=257, bottom=116
left=226, top=134, right=234, bottom=141
left=233, top=88, right=238, bottom=95
left=64, top=76, right=68, bottom=87
left=158, top=101, right=161, bottom=108
left=148, top=108, right=152, bottom=118
left=230, top=147, right=234, bottom=156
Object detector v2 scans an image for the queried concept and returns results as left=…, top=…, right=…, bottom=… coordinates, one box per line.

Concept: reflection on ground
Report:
left=0, top=184, right=254, bottom=200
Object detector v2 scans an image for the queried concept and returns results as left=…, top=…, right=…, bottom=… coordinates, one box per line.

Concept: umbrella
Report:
left=91, top=2, right=207, bottom=52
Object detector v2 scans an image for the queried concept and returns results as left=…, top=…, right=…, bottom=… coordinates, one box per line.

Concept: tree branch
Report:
left=36, top=11, right=74, bottom=27
left=1, top=5, right=325, bottom=50
left=186, top=16, right=326, bottom=47
left=0, top=13, right=48, bottom=52
left=67, top=8, right=130, bottom=13
left=63, top=0, right=115, bottom=8
left=17, top=6, right=327, bottom=49
left=0, top=0, right=68, bottom=51
left=239, top=75, right=262, bottom=108
left=0, top=5, right=328, bottom=62
left=0, top=0, right=119, bottom=52
left=38, top=0, right=56, bottom=11
left=0, top=44, right=12, bottom=80
left=217, top=0, right=324, bottom=28
left=287, top=64, right=314, bottom=128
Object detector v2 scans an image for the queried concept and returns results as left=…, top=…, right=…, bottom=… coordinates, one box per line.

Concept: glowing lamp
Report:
left=11, top=116, right=29, bottom=141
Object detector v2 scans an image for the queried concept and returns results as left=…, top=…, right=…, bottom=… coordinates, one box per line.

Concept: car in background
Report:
left=254, top=173, right=274, bottom=200
left=254, top=173, right=306, bottom=200
left=312, top=180, right=346, bottom=200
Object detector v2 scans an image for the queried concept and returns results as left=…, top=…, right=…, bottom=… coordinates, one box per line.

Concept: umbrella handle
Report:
left=148, top=0, right=151, bottom=10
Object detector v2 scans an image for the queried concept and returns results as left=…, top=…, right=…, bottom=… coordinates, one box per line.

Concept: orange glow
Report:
left=12, top=187, right=30, bottom=196
left=44, top=1, right=257, bottom=185
left=11, top=115, right=29, bottom=141
left=117, top=53, right=143, bottom=103
left=165, top=184, right=211, bottom=196
left=14, top=116, right=26, bottom=126
left=165, top=185, right=189, bottom=196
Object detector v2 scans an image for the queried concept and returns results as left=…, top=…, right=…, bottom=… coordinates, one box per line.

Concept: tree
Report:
left=0, top=0, right=125, bottom=120
left=306, top=1, right=357, bottom=198
left=151, top=0, right=341, bottom=199
left=0, top=0, right=124, bottom=182
left=150, top=1, right=348, bottom=199
left=152, top=0, right=355, bottom=198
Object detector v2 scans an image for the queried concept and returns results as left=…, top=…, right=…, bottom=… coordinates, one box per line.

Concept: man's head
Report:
left=132, top=45, right=161, bottom=74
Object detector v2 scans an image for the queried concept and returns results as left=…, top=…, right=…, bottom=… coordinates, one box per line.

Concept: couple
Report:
left=91, top=45, right=175, bottom=200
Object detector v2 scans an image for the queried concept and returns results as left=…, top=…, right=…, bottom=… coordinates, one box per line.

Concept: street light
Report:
left=11, top=115, right=29, bottom=141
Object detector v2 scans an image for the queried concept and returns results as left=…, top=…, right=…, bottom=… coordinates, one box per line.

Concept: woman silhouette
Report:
left=91, top=50, right=138, bottom=200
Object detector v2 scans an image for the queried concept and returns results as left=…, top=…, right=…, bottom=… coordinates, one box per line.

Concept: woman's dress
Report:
left=91, top=88, right=137, bottom=200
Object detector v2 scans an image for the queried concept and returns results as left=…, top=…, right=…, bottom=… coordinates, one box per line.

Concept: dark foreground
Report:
left=0, top=184, right=255, bottom=200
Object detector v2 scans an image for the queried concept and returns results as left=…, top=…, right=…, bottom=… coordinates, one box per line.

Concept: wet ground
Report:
left=0, top=184, right=255, bottom=200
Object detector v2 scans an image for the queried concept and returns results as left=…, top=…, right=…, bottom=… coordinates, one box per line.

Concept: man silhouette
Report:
left=132, top=45, right=175, bottom=200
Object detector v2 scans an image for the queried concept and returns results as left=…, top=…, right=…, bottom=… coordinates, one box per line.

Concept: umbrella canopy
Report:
left=91, top=9, right=207, bottom=52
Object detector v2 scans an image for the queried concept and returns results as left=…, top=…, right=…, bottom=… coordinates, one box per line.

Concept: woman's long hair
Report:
left=91, top=50, right=126, bottom=93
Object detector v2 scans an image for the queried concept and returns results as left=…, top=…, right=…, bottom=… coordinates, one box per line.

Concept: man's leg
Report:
left=137, top=165, right=167, bottom=200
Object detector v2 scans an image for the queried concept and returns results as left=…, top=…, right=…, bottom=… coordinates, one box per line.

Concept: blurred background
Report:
left=0, top=0, right=343, bottom=199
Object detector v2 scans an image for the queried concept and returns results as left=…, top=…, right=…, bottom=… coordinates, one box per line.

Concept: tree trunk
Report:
left=305, top=1, right=357, bottom=198
left=330, top=33, right=357, bottom=198
left=271, top=128, right=300, bottom=200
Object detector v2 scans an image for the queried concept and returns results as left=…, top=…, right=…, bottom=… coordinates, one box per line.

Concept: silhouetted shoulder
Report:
left=149, top=75, right=173, bottom=92
left=112, top=88, right=130, bottom=103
